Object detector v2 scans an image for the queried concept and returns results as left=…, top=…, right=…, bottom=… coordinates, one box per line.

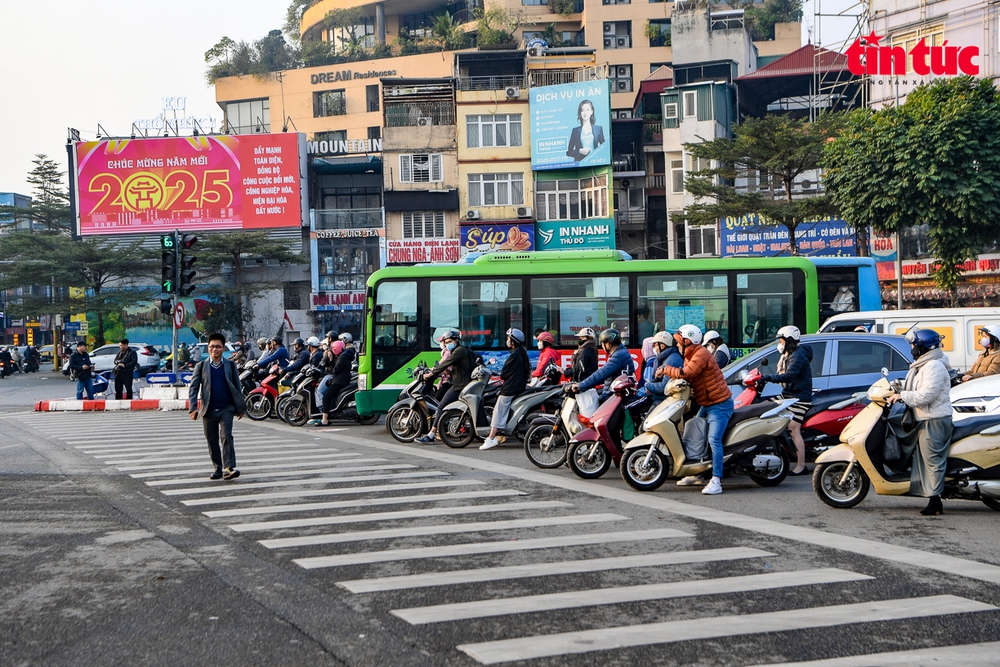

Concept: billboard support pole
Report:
left=171, top=229, right=180, bottom=385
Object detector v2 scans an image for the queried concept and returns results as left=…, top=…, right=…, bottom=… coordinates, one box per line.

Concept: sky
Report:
left=0, top=0, right=286, bottom=197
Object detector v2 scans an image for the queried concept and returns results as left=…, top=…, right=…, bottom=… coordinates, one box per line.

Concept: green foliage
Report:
left=205, top=30, right=298, bottom=83
left=431, top=12, right=468, bottom=51
left=475, top=3, right=522, bottom=46
left=741, top=0, right=803, bottom=41
left=685, top=113, right=848, bottom=255
left=645, top=20, right=672, bottom=47
left=547, top=0, right=578, bottom=18
left=23, top=155, right=72, bottom=232
left=284, top=0, right=323, bottom=41
left=824, top=76, right=1000, bottom=298
left=535, top=23, right=564, bottom=47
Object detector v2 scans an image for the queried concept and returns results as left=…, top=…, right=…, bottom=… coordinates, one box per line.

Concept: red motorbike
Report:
left=566, top=375, right=641, bottom=479
left=245, top=364, right=282, bottom=421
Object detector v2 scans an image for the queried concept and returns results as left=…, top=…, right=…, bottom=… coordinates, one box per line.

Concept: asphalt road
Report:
left=3, top=375, right=1000, bottom=666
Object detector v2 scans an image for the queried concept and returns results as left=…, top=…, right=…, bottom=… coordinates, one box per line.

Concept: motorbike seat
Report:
left=951, top=415, right=1000, bottom=442
left=723, top=403, right=774, bottom=439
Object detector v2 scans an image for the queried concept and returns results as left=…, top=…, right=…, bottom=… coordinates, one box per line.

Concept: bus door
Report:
left=735, top=272, right=796, bottom=346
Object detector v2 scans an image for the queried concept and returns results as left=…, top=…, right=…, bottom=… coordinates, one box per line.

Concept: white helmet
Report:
left=338, top=332, right=353, bottom=344
left=652, top=331, right=674, bottom=347
left=776, top=325, right=801, bottom=341
left=677, top=324, right=703, bottom=345
left=306, top=336, right=321, bottom=347
left=703, top=330, right=722, bottom=346
left=981, top=324, right=1000, bottom=341
left=575, top=327, right=596, bottom=339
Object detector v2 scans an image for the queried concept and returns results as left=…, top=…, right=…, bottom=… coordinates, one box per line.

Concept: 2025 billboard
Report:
left=73, top=133, right=307, bottom=236
left=529, top=79, right=612, bottom=171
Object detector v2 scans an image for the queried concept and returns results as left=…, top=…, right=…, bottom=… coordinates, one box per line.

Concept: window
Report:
left=314, top=130, right=347, bottom=145
left=468, top=173, right=524, bottom=206
left=683, top=91, right=697, bottom=117
left=603, top=21, right=632, bottom=50
left=610, top=64, right=633, bottom=93
left=366, top=84, right=379, bottom=112
left=737, top=272, right=794, bottom=345
left=638, top=273, right=729, bottom=344
left=670, top=159, right=684, bottom=194
left=314, top=89, right=346, bottom=117
left=466, top=114, right=522, bottom=148
left=664, top=103, right=678, bottom=120
left=535, top=174, right=609, bottom=221
left=329, top=17, right=374, bottom=52
left=374, top=281, right=418, bottom=351
left=687, top=225, right=716, bottom=256
left=531, top=276, right=631, bottom=347
left=430, top=279, right=524, bottom=349
left=400, top=154, right=444, bottom=183
left=757, top=342, right=827, bottom=379
left=282, top=283, right=302, bottom=310
left=837, top=341, right=908, bottom=375
left=402, top=211, right=446, bottom=239
left=225, top=98, right=269, bottom=134
left=891, top=25, right=944, bottom=75
left=648, top=19, right=671, bottom=47
left=367, top=126, right=381, bottom=141
left=318, top=236, right=379, bottom=291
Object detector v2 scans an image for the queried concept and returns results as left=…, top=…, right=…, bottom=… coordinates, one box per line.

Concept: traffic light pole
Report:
left=171, top=229, right=179, bottom=382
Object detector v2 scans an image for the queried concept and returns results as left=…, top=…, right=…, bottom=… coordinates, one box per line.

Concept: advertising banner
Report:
left=535, top=218, right=615, bottom=251
left=387, top=239, right=460, bottom=264
left=74, top=133, right=305, bottom=236
left=719, top=213, right=857, bottom=257
left=530, top=79, right=612, bottom=171
left=460, top=223, right=535, bottom=256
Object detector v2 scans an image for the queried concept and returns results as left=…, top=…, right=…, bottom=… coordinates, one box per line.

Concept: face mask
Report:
left=777, top=342, right=786, bottom=354
left=911, top=345, right=922, bottom=359
left=981, top=337, right=992, bottom=349
left=537, top=342, right=544, bottom=350
left=446, top=342, right=456, bottom=352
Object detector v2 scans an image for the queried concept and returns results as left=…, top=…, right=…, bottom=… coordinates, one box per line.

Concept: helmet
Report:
left=256, top=337, right=267, bottom=348
left=232, top=343, right=242, bottom=351
left=575, top=327, right=596, bottom=339
left=332, top=341, right=346, bottom=355
left=536, top=331, right=555, bottom=345
left=306, top=336, right=321, bottom=347
left=506, top=328, right=525, bottom=345
left=854, top=325, right=869, bottom=333
left=325, top=330, right=336, bottom=340
left=906, top=329, right=941, bottom=358
left=271, top=335, right=283, bottom=344
left=677, top=324, right=703, bottom=345
left=441, top=328, right=461, bottom=341
left=292, top=337, right=305, bottom=349
left=703, top=330, right=722, bottom=346
left=776, top=325, right=801, bottom=341
left=652, top=331, right=674, bottom=347
left=599, top=328, right=621, bottom=346
left=981, top=324, right=1000, bottom=341
left=338, top=332, right=353, bottom=344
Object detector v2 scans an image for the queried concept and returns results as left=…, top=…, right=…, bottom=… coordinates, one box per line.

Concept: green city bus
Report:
left=356, top=250, right=827, bottom=416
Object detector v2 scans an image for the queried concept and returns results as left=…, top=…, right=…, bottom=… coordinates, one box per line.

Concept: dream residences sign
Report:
left=720, top=213, right=857, bottom=257
left=530, top=80, right=612, bottom=171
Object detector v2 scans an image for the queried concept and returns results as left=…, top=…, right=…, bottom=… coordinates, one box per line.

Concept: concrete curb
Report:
left=35, top=399, right=191, bottom=412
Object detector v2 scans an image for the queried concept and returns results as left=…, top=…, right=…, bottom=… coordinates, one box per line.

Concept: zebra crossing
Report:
left=17, top=411, right=1000, bottom=666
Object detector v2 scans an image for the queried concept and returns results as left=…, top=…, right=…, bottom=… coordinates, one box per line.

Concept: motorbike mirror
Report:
left=759, top=358, right=768, bottom=367
left=881, top=367, right=889, bottom=377
left=739, top=370, right=748, bottom=381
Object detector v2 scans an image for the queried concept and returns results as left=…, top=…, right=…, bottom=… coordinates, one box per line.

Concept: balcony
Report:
left=457, top=75, right=526, bottom=92
left=645, top=174, right=666, bottom=190
left=385, top=101, right=455, bottom=127
left=612, top=153, right=645, bottom=177
left=644, top=121, right=662, bottom=143
left=314, top=208, right=384, bottom=231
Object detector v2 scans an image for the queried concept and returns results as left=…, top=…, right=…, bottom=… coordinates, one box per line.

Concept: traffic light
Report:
left=160, top=233, right=177, bottom=293
left=178, top=234, right=197, bottom=297
left=159, top=298, right=172, bottom=315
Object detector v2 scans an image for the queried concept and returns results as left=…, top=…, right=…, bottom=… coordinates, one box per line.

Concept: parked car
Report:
left=951, top=375, right=1000, bottom=422
left=39, top=345, right=55, bottom=363
left=62, top=343, right=161, bottom=376
left=723, top=333, right=913, bottom=405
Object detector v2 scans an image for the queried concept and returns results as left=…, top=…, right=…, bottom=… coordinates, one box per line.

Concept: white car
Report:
left=63, top=343, right=161, bottom=376
left=951, top=375, right=1000, bottom=421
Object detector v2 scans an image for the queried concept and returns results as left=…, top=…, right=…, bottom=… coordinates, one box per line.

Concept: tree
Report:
left=475, top=3, right=522, bottom=46
left=684, top=113, right=847, bottom=255
left=284, top=0, right=323, bottom=41
left=193, top=231, right=306, bottom=339
left=547, top=0, right=578, bottom=18
left=205, top=31, right=298, bottom=83
left=742, top=0, right=803, bottom=41
left=824, top=76, right=1000, bottom=302
left=25, top=155, right=72, bottom=232
left=430, top=13, right=467, bottom=51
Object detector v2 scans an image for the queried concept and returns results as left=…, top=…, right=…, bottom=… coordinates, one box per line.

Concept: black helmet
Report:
left=272, top=335, right=283, bottom=345
left=599, top=328, right=621, bottom=346
left=325, top=330, right=336, bottom=340
left=293, top=337, right=305, bottom=349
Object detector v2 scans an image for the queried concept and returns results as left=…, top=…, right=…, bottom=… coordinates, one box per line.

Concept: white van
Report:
left=820, top=308, right=1000, bottom=372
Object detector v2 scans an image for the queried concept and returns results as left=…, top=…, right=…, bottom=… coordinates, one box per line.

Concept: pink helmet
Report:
left=536, top=331, right=555, bottom=345
left=332, top=341, right=345, bottom=355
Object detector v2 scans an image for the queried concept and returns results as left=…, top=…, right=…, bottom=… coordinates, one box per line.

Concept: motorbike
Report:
left=238, top=358, right=262, bottom=396
left=245, top=364, right=283, bottom=420
left=438, top=363, right=564, bottom=449
left=385, top=362, right=441, bottom=443
left=566, top=374, right=645, bottom=480
left=282, top=367, right=379, bottom=426
left=523, top=393, right=585, bottom=469
left=813, top=371, right=1000, bottom=511
left=25, top=355, right=40, bottom=373
left=620, top=378, right=797, bottom=491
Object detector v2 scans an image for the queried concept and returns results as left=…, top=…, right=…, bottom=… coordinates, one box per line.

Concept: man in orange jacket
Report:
left=658, top=324, right=734, bottom=495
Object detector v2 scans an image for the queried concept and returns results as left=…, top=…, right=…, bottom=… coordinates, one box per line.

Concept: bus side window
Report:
left=637, top=273, right=728, bottom=346
left=530, top=276, right=629, bottom=347
left=374, top=281, right=418, bottom=349
left=737, top=272, right=794, bottom=345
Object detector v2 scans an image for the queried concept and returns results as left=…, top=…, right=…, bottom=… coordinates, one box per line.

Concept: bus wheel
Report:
left=440, top=409, right=474, bottom=448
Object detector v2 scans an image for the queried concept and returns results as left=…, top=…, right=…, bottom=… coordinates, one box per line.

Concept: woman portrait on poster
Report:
left=566, top=99, right=605, bottom=161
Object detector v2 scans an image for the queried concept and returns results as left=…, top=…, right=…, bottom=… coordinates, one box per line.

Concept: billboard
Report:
left=74, top=133, right=306, bottom=236
left=460, top=223, right=535, bottom=256
left=530, top=80, right=612, bottom=171
left=387, top=239, right=460, bottom=264
left=535, top=218, right=615, bottom=251
left=719, top=213, right=857, bottom=257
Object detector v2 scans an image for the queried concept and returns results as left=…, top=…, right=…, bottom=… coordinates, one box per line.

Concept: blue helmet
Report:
left=906, top=329, right=941, bottom=358
left=506, top=328, right=525, bottom=345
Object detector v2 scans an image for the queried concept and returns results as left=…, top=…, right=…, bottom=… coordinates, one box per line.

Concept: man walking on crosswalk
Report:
left=188, top=333, right=247, bottom=480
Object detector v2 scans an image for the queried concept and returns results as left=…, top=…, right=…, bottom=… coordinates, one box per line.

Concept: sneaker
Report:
left=223, top=468, right=240, bottom=480
left=480, top=437, right=500, bottom=451
left=676, top=476, right=704, bottom=486
left=307, top=419, right=323, bottom=426
left=702, top=477, right=723, bottom=495
left=415, top=434, right=436, bottom=444
left=209, top=469, right=223, bottom=480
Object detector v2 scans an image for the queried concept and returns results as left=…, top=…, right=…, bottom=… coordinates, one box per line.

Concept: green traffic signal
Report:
left=162, top=279, right=174, bottom=292
left=160, top=234, right=175, bottom=249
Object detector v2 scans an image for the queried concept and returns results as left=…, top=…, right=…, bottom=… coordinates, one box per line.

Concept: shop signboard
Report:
left=74, top=133, right=307, bottom=235
left=387, top=239, right=460, bottom=264
left=529, top=79, right=612, bottom=171
left=720, top=213, right=857, bottom=257
left=460, top=223, right=535, bottom=256
left=311, top=291, right=365, bottom=311
left=534, top=218, right=615, bottom=251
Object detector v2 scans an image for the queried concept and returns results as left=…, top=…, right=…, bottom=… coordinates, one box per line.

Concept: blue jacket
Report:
left=639, top=347, right=685, bottom=398
left=258, top=345, right=290, bottom=369
left=578, top=345, right=635, bottom=392
left=762, top=344, right=814, bottom=402
left=283, top=348, right=311, bottom=375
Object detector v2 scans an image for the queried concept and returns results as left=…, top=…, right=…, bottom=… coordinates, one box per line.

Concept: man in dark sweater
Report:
left=481, top=328, right=530, bottom=450
left=112, top=338, right=138, bottom=400
left=69, top=341, right=95, bottom=400
left=188, top=333, right=248, bottom=480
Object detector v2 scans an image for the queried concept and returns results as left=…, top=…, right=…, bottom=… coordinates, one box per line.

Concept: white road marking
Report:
left=203, top=489, right=527, bottom=518
left=83, top=441, right=287, bottom=455
left=337, top=547, right=774, bottom=594
left=181, top=479, right=482, bottom=507
left=129, top=454, right=362, bottom=478
left=160, top=467, right=422, bottom=495
left=96, top=448, right=319, bottom=464
left=744, top=641, right=1000, bottom=666
left=117, top=451, right=359, bottom=471
left=229, top=500, right=572, bottom=532
left=394, top=567, right=871, bottom=624
left=78, top=437, right=279, bottom=450
left=293, top=528, right=691, bottom=569
left=456, top=595, right=997, bottom=664
left=261, top=513, right=627, bottom=549
left=144, top=459, right=391, bottom=485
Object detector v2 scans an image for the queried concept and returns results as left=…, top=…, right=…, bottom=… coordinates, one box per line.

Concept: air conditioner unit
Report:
left=617, top=65, right=631, bottom=78
left=504, top=86, right=521, bottom=99
left=466, top=210, right=481, bottom=221
left=516, top=206, right=532, bottom=219
left=617, top=36, right=630, bottom=48
left=603, top=0, right=612, bottom=4
left=604, top=37, right=616, bottom=49
left=616, top=79, right=631, bottom=92
left=417, top=117, right=432, bottom=127
left=527, top=47, right=542, bottom=58
left=604, top=23, right=615, bottom=34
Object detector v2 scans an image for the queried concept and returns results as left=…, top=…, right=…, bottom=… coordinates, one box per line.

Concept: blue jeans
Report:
left=76, top=377, right=94, bottom=400
left=699, top=397, right=735, bottom=478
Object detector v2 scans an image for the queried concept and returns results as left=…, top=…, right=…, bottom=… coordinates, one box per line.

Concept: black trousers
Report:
left=114, top=373, right=134, bottom=400
left=323, top=380, right=350, bottom=415
left=204, top=406, right=236, bottom=472
left=432, top=387, right=460, bottom=430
